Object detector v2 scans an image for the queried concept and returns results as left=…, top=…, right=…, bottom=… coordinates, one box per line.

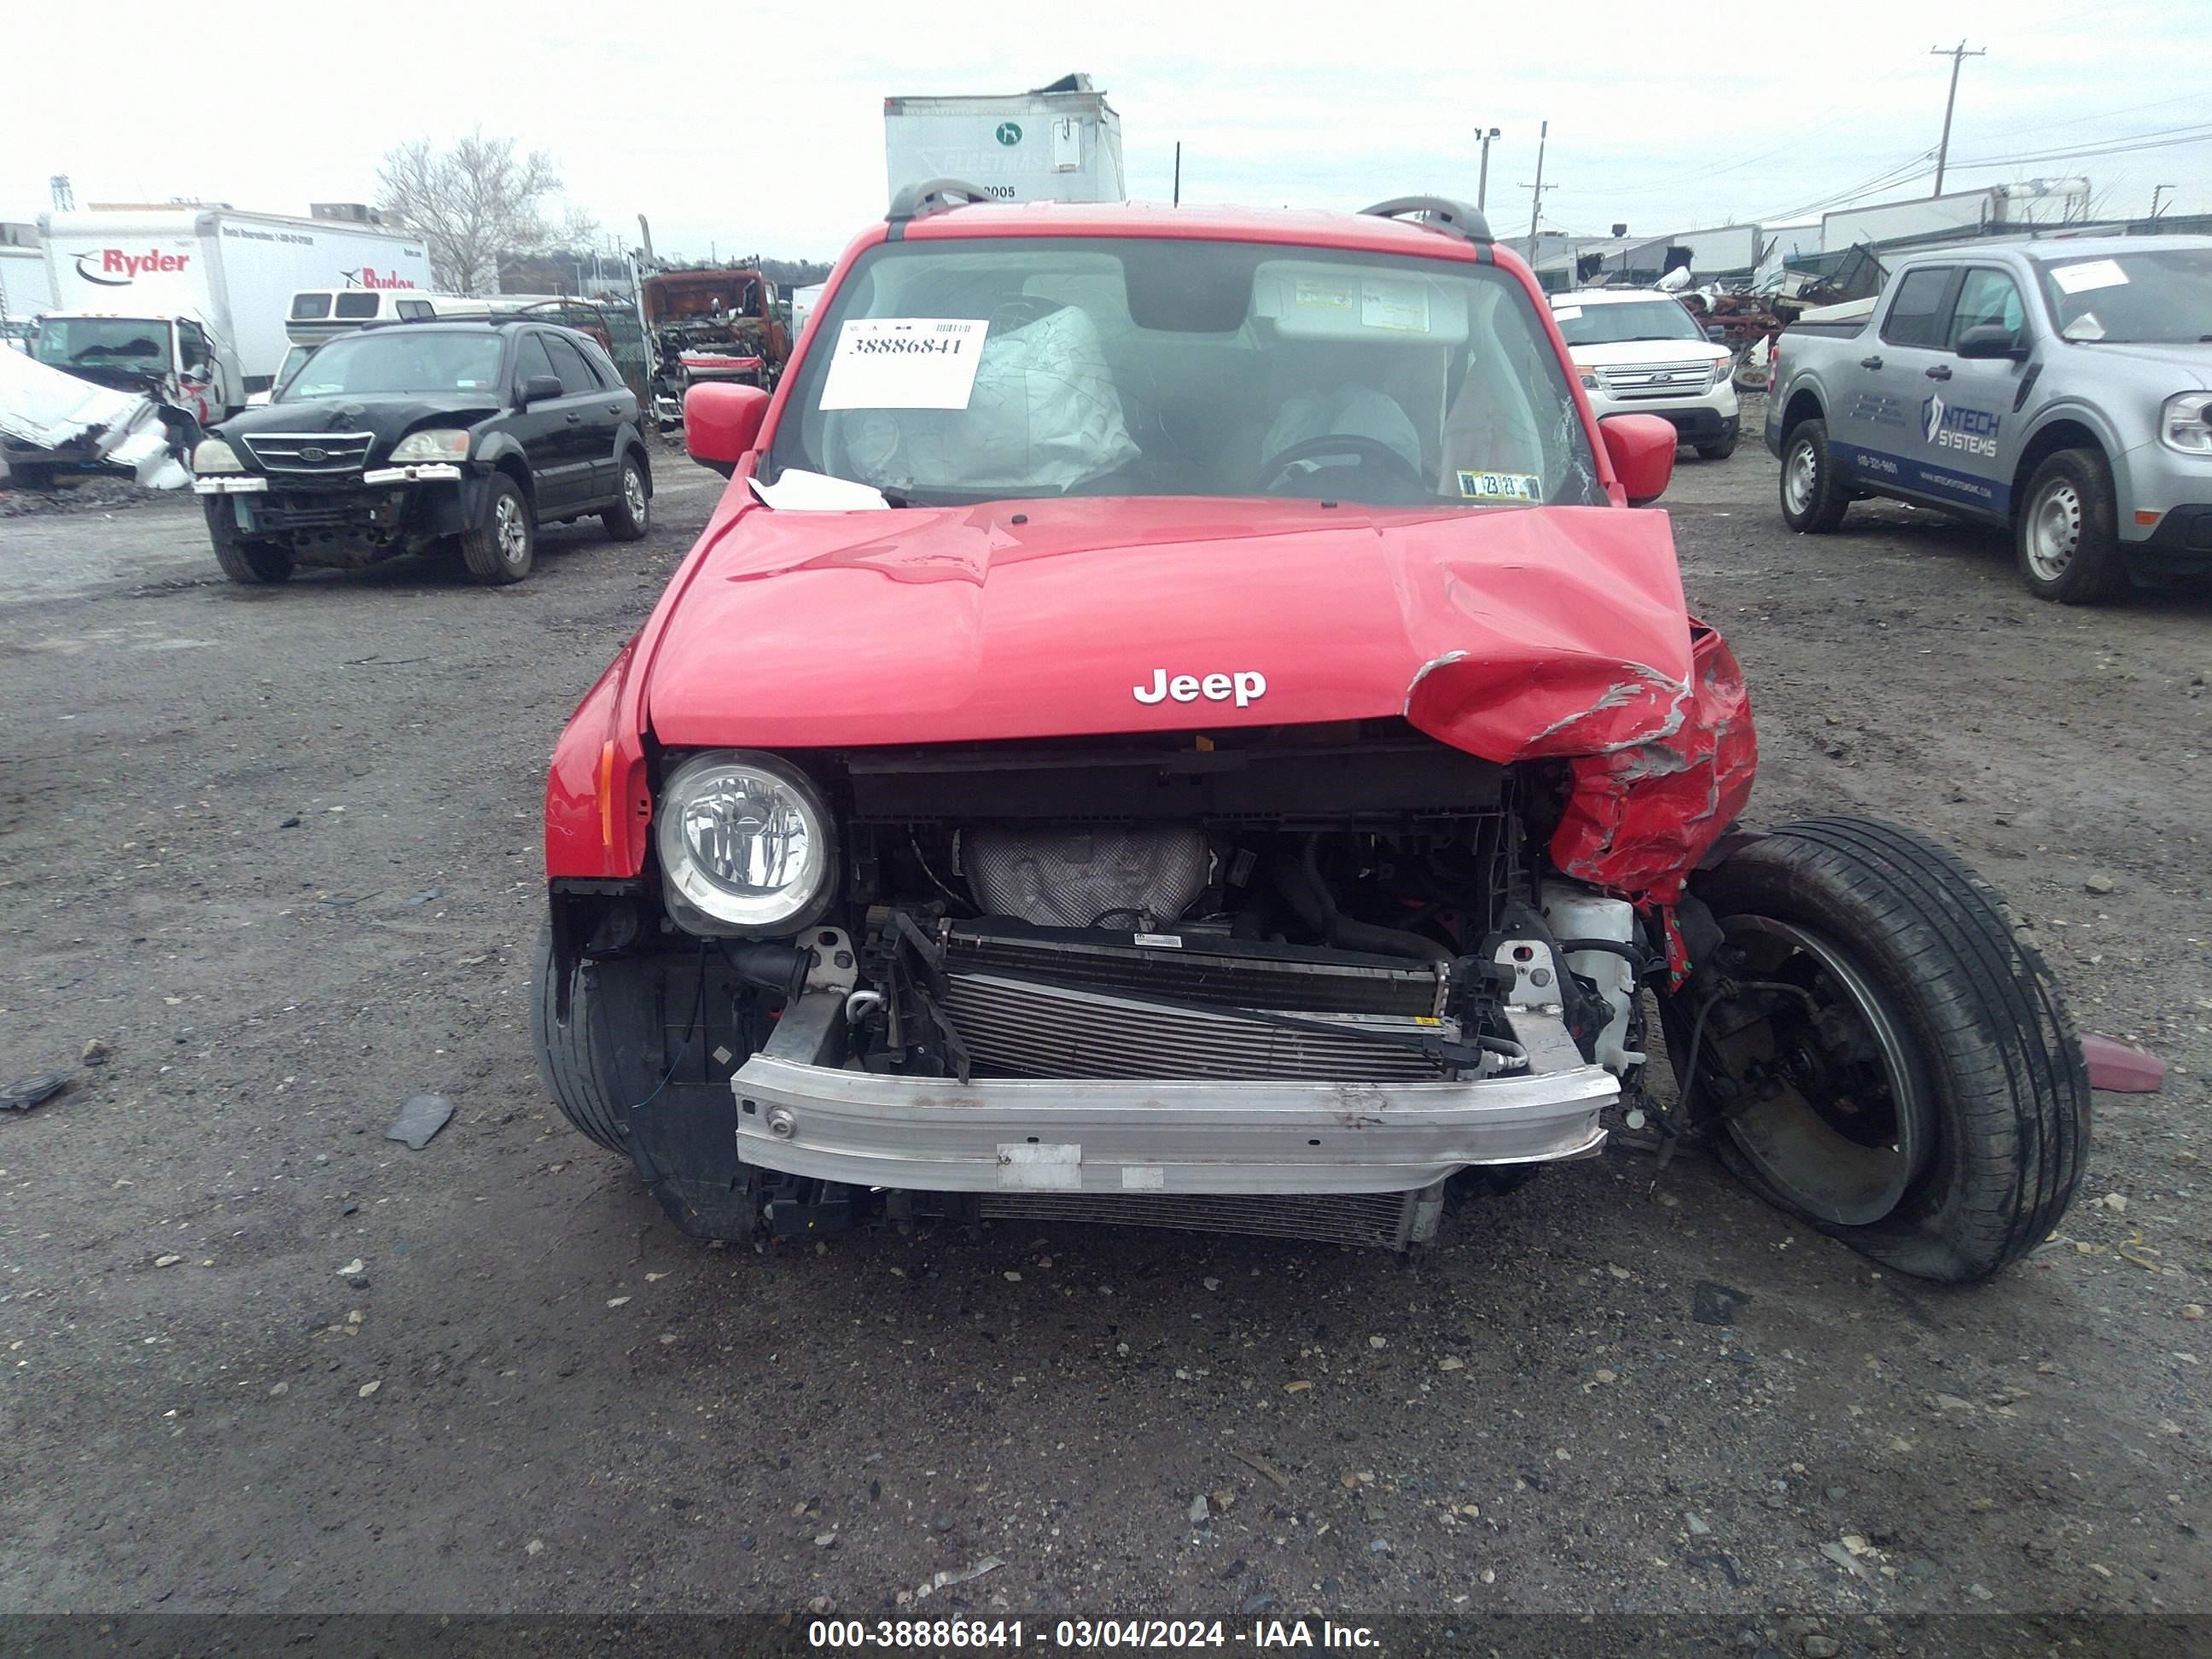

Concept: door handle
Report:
left=565, top=412, right=583, bottom=424
left=1859, top=356, right=1883, bottom=370
left=1925, top=364, right=1953, bottom=381
left=606, top=404, right=623, bottom=414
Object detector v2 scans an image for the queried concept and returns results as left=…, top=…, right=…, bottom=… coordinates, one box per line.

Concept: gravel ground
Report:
left=1, top=416, right=2207, bottom=1636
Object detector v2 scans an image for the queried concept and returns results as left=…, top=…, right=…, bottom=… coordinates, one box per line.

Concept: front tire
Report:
left=602, top=454, right=650, bottom=541
left=205, top=499, right=294, bottom=585
left=459, top=474, right=534, bottom=585
left=1679, top=818, right=2089, bottom=1283
left=2016, top=447, right=2125, bottom=604
left=1779, top=418, right=1848, bottom=533
left=531, top=923, right=629, bottom=1155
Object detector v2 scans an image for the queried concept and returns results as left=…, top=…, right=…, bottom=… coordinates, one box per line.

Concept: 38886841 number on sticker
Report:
left=809, top=1618, right=1027, bottom=1648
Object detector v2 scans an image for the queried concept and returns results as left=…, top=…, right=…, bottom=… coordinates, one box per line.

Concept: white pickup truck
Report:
left=1764, top=235, right=2212, bottom=602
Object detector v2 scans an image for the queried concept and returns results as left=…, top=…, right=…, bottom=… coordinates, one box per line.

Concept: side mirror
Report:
left=1599, top=414, right=1677, bottom=507
left=685, top=382, right=771, bottom=477
left=520, top=373, right=563, bottom=406
left=1955, top=323, right=2028, bottom=361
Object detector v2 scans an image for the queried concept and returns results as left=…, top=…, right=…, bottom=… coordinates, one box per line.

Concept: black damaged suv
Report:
left=190, top=318, right=652, bottom=585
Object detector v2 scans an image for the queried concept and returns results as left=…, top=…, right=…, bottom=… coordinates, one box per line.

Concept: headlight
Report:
left=192, top=438, right=242, bottom=474
left=655, top=750, right=835, bottom=936
left=2162, top=392, right=2212, bottom=456
left=1711, top=355, right=1735, bottom=388
left=1576, top=367, right=1599, bottom=391
left=389, top=428, right=470, bottom=463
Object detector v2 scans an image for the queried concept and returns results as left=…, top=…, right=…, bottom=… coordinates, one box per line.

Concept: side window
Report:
left=395, top=299, right=432, bottom=321
left=514, top=333, right=559, bottom=391
left=1880, top=267, right=1955, bottom=348
left=335, top=292, right=380, bottom=319
left=177, top=321, right=208, bottom=368
left=581, top=339, right=623, bottom=387
left=544, top=334, right=601, bottom=395
left=1948, top=269, right=2025, bottom=347
left=291, top=293, right=331, bottom=320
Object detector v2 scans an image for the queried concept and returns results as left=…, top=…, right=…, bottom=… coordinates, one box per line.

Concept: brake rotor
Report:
left=1701, top=915, right=1933, bottom=1227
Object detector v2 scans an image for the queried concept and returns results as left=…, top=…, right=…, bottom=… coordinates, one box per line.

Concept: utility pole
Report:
left=2152, top=184, right=2175, bottom=223
left=1522, top=120, right=1553, bottom=268
left=1476, top=126, right=1499, bottom=213
left=1173, top=142, right=1182, bottom=207
left=49, top=174, right=73, bottom=212
left=1929, top=41, right=1985, bottom=197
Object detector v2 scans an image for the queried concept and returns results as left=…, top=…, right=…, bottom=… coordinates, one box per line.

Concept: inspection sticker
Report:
left=2049, top=258, right=2128, bottom=295
left=1295, top=279, right=1356, bottom=310
left=1457, top=469, right=1544, bottom=503
left=818, top=317, right=989, bottom=410
left=1361, top=279, right=1431, bottom=333
left=1551, top=305, right=1584, bottom=321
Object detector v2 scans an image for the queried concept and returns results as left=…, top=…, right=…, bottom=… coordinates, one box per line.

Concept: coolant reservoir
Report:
left=1540, top=885, right=1648, bottom=1076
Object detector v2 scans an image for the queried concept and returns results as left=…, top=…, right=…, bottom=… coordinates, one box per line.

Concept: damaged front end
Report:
left=545, top=712, right=1746, bottom=1249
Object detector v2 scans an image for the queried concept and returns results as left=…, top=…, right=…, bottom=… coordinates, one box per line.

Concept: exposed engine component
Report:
left=963, top=825, right=1210, bottom=929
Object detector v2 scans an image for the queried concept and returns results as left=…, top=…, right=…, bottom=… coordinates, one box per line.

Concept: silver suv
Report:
left=1764, top=235, right=2212, bottom=602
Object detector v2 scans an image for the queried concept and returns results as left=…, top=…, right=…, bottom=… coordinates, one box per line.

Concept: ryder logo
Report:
left=75, top=248, right=191, bottom=286
left=346, top=267, right=416, bottom=291
left=1921, top=392, right=2002, bottom=458
left=1133, top=669, right=1267, bottom=708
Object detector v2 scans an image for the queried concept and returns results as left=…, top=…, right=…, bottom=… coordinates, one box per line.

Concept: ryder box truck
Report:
left=35, top=207, right=429, bottom=417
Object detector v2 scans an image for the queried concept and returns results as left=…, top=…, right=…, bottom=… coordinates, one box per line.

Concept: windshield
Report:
left=2033, top=247, right=2212, bottom=344
left=765, top=237, right=1602, bottom=510
left=281, top=330, right=505, bottom=399
left=33, top=317, right=170, bottom=370
left=1551, top=298, right=1705, bottom=347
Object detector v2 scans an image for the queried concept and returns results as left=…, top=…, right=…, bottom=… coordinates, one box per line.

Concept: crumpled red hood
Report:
left=645, top=496, right=1703, bottom=765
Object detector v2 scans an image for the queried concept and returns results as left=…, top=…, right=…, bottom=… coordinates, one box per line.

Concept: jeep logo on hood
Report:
left=75, top=248, right=192, bottom=286
left=1133, top=668, right=1266, bottom=708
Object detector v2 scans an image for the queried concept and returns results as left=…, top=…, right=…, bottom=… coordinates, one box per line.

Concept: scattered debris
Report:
left=2085, top=873, right=2116, bottom=894
left=386, top=1093, right=454, bottom=1150
left=405, top=888, right=446, bottom=905
left=1438, top=1356, right=1466, bottom=1372
left=607, top=1296, right=631, bottom=1308
left=1, top=1071, right=70, bottom=1113
left=267, top=1382, right=288, bottom=1398
left=154, top=1254, right=182, bottom=1268
left=1820, top=1540, right=1876, bottom=1585
left=815, top=1530, right=838, bottom=1548
left=1692, top=1281, right=1749, bottom=1325
left=915, top=1556, right=1003, bottom=1600
left=335, top=1259, right=364, bottom=1278
left=81, top=1039, right=114, bottom=1066
left=526, top=1539, right=544, bottom=1556
left=358, top=1380, right=381, bottom=1398
left=2184, top=1305, right=2206, bottom=1321
left=1188, top=1493, right=1210, bottom=1524
left=1283, top=1380, right=1313, bottom=1394
left=1229, top=1449, right=1290, bottom=1491
left=1685, top=1513, right=1709, bottom=1535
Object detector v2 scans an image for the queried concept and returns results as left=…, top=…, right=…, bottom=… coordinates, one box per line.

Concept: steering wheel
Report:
left=1256, top=433, right=1430, bottom=497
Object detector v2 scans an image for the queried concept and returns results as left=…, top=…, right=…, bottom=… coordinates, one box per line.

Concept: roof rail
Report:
left=887, top=178, right=999, bottom=237
left=1359, top=196, right=1493, bottom=246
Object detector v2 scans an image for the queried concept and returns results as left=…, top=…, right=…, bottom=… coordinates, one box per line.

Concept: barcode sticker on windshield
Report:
left=1295, top=280, right=1356, bottom=310
left=818, top=317, right=989, bottom=410
left=1457, top=470, right=1544, bottom=503
left=1361, top=280, right=1431, bottom=333
left=1551, top=305, right=1584, bottom=321
left=2049, top=259, right=2128, bottom=295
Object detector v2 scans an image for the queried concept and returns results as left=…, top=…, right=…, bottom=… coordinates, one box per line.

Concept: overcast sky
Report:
left=5, top=0, right=2202, bottom=265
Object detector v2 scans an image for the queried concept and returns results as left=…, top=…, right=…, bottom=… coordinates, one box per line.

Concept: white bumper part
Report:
left=192, top=475, right=267, bottom=493
left=731, top=991, right=1614, bottom=1195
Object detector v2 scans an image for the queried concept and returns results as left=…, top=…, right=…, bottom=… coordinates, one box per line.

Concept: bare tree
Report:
left=376, top=131, right=562, bottom=294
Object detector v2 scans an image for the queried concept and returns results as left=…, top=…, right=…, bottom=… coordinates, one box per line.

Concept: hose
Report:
left=1270, top=839, right=1452, bottom=964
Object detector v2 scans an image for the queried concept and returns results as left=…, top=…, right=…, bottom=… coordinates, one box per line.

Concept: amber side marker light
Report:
left=597, top=742, right=616, bottom=849
left=2135, top=510, right=2163, bottom=528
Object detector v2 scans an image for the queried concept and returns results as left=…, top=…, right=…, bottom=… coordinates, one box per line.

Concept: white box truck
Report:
left=885, top=73, right=1126, bottom=204
left=34, top=207, right=430, bottom=416
left=1, top=244, right=57, bottom=331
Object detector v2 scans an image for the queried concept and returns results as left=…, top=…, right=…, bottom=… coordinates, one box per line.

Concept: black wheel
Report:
left=602, top=454, right=651, bottom=541
left=204, top=498, right=294, bottom=585
left=1697, top=436, right=1739, bottom=462
left=459, top=474, right=534, bottom=584
left=1678, top=818, right=2089, bottom=1283
left=531, top=923, right=629, bottom=1155
left=2016, top=447, right=2125, bottom=604
left=1779, top=418, right=1848, bottom=533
